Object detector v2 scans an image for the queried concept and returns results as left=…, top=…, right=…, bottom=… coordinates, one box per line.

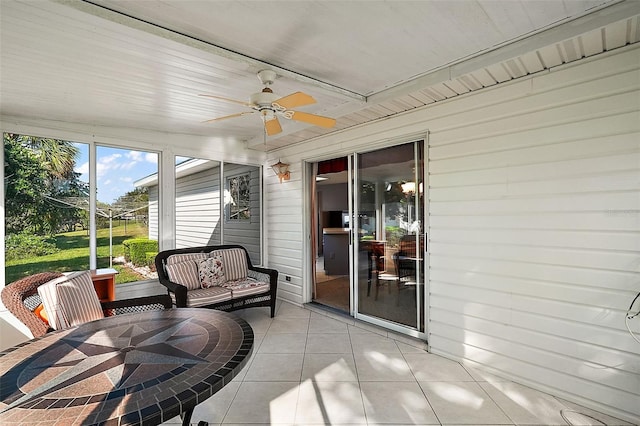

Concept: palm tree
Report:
left=4, top=133, right=83, bottom=235
left=15, top=134, right=79, bottom=178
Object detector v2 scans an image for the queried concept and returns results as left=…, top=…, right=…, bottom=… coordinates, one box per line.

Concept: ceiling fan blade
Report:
left=199, top=94, right=254, bottom=108
left=290, top=111, right=336, bottom=128
left=202, top=111, right=255, bottom=123
left=273, top=91, right=316, bottom=109
left=265, top=117, right=283, bottom=136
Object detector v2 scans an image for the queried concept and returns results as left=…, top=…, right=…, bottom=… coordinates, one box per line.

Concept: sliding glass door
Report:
left=353, top=141, right=426, bottom=334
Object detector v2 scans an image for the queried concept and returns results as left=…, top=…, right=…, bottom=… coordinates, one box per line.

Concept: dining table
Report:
left=0, top=308, right=254, bottom=426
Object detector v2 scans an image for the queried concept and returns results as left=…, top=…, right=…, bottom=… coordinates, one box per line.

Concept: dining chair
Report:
left=393, top=234, right=424, bottom=285
left=362, top=240, right=388, bottom=299
left=2, top=271, right=172, bottom=338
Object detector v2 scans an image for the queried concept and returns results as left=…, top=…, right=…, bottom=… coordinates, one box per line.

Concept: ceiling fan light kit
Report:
left=201, top=70, right=336, bottom=136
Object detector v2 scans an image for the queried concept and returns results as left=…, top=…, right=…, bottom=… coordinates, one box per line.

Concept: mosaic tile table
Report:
left=0, top=308, right=254, bottom=426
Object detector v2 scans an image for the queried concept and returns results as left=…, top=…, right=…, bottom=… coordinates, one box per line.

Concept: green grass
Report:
left=5, top=222, right=149, bottom=284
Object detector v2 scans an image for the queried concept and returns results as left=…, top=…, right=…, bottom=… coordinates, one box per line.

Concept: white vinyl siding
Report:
left=223, top=164, right=261, bottom=265
left=146, top=163, right=261, bottom=263
left=148, top=185, right=159, bottom=241
left=426, top=47, right=640, bottom=421
left=175, top=166, right=221, bottom=248
left=265, top=46, right=640, bottom=422
left=266, top=177, right=306, bottom=304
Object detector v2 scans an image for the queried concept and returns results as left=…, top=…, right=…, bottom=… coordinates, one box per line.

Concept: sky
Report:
left=74, top=144, right=158, bottom=204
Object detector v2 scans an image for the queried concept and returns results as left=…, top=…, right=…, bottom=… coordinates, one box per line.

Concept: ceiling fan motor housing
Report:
left=251, top=89, right=280, bottom=109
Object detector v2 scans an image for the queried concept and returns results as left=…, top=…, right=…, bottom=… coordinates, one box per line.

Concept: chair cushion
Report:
left=198, top=255, right=226, bottom=288
left=170, top=286, right=232, bottom=308
left=222, top=277, right=269, bottom=298
left=212, top=248, right=248, bottom=280
left=37, top=271, right=104, bottom=330
left=165, top=260, right=200, bottom=290
left=166, top=252, right=207, bottom=265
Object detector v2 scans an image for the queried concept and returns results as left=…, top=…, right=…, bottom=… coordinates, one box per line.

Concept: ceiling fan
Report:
left=200, top=70, right=336, bottom=136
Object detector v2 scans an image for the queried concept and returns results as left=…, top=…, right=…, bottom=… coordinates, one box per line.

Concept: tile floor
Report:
left=166, top=301, right=632, bottom=426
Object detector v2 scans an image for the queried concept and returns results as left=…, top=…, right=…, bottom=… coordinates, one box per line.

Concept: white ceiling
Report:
left=1, top=0, right=639, bottom=151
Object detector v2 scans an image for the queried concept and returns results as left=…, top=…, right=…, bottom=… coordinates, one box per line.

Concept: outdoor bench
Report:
left=155, top=244, right=278, bottom=317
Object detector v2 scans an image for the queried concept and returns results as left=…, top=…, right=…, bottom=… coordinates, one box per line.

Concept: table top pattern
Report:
left=0, top=308, right=253, bottom=425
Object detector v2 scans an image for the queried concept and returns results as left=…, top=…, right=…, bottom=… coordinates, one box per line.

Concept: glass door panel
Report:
left=355, top=141, right=425, bottom=331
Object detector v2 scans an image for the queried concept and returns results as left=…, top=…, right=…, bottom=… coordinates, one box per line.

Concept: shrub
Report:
left=145, top=252, right=158, bottom=271
left=123, top=239, right=158, bottom=266
left=385, top=226, right=405, bottom=248
left=5, top=233, right=59, bottom=261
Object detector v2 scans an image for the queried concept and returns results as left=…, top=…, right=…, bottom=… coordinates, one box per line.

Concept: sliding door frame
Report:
left=304, top=132, right=430, bottom=340
left=350, top=138, right=428, bottom=340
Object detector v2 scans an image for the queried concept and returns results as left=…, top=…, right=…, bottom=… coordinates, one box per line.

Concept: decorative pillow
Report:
left=34, top=304, right=49, bottom=326
left=212, top=248, right=248, bottom=281
left=37, top=271, right=104, bottom=330
left=166, top=252, right=207, bottom=265
left=165, top=260, right=200, bottom=290
left=198, top=255, right=226, bottom=288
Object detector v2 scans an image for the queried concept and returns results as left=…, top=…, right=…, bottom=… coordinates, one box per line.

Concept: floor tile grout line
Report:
left=458, top=362, right=522, bottom=426
left=304, top=303, right=514, bottom=426
left=474, top=378, right=521, bottom=426
left=181, top=303, right=624, bottom=426
left=301, top=302, right=520, bottom=424
left=397, top=339, right=444, bottom=426
left=218, top=377, right=244, bottom=426
left=345, top=318, right=372, bottom=426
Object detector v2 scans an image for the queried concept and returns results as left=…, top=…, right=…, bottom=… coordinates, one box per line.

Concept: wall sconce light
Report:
left=401, top=181, right=423, bottom=195
left=401, top=181, right=416, bottom=195
left=271, top=160, right=290, bottom=183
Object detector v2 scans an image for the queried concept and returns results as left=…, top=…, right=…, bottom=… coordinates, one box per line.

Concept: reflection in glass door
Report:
left=354, top=141, right=425, bottom=332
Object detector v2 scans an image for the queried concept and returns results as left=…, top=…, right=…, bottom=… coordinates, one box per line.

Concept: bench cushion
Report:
left=170, top=286, right=232, bottom=308
left=212, top=248, right=248, bottom=280
left=166, top=252, right=207, bottom=265
left=222, top=277, right=270, bottom=298
left=165, top=260, right=200, bottom=290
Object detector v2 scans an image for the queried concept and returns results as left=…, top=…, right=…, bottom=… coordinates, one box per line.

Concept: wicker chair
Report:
left=1, top=272, right=173, bottom=338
